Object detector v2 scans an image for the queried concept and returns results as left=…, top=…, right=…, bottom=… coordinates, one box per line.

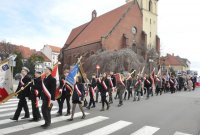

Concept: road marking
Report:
left=130, top=126, right=160, bottom=135
left=31, top=116, right=108, bottom=135
left=174, top=132, right=192, bottom=135
left=0, top=109, right=61, bottom=125
left=0, top=112, right=89, bottom=135
left=84, top=120, right=132, bottom=135
left=0, top=102, right=31, bottom=108
left=0, top=106, right=57, bottom=118
left=0, top=104, right=41, bottom=112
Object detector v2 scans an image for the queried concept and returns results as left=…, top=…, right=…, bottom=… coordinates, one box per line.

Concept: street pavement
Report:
left=0, top=88, right=200, bottom=135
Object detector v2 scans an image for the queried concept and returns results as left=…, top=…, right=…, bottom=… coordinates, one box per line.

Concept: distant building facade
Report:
left=41, top=45, right=61, bottom=66
left=60, top=0, right=160, bottom=70
left=160, top=54, right=190, bottom=73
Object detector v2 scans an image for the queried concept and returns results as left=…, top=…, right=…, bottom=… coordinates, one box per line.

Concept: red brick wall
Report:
left=103, top=3, right=143, bottom=51
left=62, top=42, right=102, bottom=68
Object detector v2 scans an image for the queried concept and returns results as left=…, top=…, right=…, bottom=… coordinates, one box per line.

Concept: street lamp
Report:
left=96, top=64, right=100, bottom=77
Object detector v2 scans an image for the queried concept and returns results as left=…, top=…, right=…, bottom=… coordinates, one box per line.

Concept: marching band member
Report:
left=29, top=71, right=42, bottom=122
left=97, top=73, right=109, bottom=111
left=133, top=75, right=142, bottom=101
left=10, top=67, right=31, bottom=121
left=117, top=73, right=126, bottom=107
left=57, top=69, right=72, bottom=116
left=86, top=74, right=96, bottom=109
left=68, top=76, right=86, bottom=121
left=40, top=67, right=56, bottom=128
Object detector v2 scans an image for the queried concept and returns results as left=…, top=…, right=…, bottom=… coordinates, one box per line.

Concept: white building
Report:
left=41, top=45, right=61, bottom=66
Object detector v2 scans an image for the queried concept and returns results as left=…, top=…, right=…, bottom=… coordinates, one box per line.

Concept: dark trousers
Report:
left=156, top=87, right=162, bottom=95
left=13, top=98, right=30, bottom=119
left=95, top=89, right=99, bottom=102
left=108, top=89, right=113, bottom=102
left=57, top=95, right=71, bottom=114
left=88, top=96, right=95, bottom=107
left=170, top=87, right=175, bottom=93
left=101, top=95, right=108, bottom=108
left=41, top=100, right=51, bottom=125
left=146, top=87, right=151, bottom=98
left=31, top=97, right=41, bottom=120
left=118, top=90, right=124, bottom=104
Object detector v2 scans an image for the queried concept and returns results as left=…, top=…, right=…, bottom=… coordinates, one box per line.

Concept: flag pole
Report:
left=0, top=81, right=32, bottom=104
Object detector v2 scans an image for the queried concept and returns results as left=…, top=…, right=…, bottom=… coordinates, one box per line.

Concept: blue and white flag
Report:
left=65, top=64, right=79, bottom=87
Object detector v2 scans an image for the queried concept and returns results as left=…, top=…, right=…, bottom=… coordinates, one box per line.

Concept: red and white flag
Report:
left=0, top=60, right=13, bottom=103
left=51, top=64, right=60, bottom=99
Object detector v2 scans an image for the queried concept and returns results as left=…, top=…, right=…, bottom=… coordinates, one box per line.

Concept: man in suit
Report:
left=10, top=67, right=31, bottom=121
left=29, top=71, right=42, bottom=122
left=40, top=67, right=56, bottom=128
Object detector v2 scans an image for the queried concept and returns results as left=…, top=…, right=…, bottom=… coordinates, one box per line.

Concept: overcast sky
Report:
left=0, top=0, right=200, bottom=73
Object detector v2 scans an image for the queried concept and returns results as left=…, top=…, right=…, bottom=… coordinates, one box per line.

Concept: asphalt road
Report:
left=0, top=88, right=200, bottom=135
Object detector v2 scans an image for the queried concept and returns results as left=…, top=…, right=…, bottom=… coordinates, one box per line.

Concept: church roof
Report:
left=65, top=1, right=135, bottom=49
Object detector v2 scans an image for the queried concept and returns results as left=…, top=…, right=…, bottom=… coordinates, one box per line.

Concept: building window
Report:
left=149, top=0, right=152, bottom=12
left=132, top=43, right=137, bottom=53
left=150, top=32, right=151, bottom=37
left=150, top=19, right=151, bottom=24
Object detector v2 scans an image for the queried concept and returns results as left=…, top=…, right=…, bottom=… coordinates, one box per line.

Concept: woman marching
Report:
left=68, top=76, right=86, bottom=121
left=97, top=73, right=110, bottom=111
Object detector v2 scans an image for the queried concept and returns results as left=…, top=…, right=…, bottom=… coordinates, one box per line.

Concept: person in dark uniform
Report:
left=117, top=73, right=126, bottom=106
left=29, top=71, right=42, bottom=122
left=68, top=76, right=86, bottom=121
left=155, top=75, right=162, bottom=96
left=57, top=69, right=72, bottom=116
left=144, top=75, right=152, bottom=99
left=10, top=67, right=31, bottom=121
left=40, top=67, right=56, bottom=128
left=86, top=74, right=96, bottom=109
left=124, top=73, right=133, bottom=100
left=109, top=71, right=116, bottom=103
left=97, top=73, right=109, bottom=111
left=169, top=75, right=176, bottom=94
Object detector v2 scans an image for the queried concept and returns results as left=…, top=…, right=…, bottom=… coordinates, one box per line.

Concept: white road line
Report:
left=174, top=132, right=192, bottom=135
left=0, top=102, right=31, bottom=108
left=0, top=106, right=58, bottom=118
left=0, top=112, right=89, bottom=135
left=0, top=109, right=61, bottom=125
left=6, top=98, right=19, bottom=101
left=84, top=120, right=132, bottom=135
left=31, top=116, right=108, bottom=135
left=130, top=126, right=160, bottom=135
left=0, top=104, right=41, bottom=112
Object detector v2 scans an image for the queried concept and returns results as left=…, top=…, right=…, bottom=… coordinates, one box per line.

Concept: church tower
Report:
left=127, top=0, right=158, bottom=49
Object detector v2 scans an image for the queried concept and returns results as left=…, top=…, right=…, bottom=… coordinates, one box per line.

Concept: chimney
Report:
left=91, top=10, right=97, bottom=20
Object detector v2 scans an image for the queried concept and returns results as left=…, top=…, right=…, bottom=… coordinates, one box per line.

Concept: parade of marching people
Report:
left=0, top=57, right=197, bottom=129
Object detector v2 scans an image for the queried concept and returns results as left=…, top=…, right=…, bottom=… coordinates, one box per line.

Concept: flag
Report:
left=65, top=64, right=79, bottom=87
left=157, top=68, right=161, bottom=77
left=51, top=64, right=61, bottom=99
left=0, top=60, right=14, bottom=103
left=166, top=69, right=170, bottom=81
left=151, top=67, right=155, bottom=78
left=151, top=67, right=156, bottom=92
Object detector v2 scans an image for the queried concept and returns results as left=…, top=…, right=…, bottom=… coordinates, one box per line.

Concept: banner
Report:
left=0, top=60, right=13, bottom=103
left=65, top=64, right=79, bottom=87
left=51, top=64, right=61, bottom=99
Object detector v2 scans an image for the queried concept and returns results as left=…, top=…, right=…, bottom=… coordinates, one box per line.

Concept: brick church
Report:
left=60, top=0, right=160, bottom=70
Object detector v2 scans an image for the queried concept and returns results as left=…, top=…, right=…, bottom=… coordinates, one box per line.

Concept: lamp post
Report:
left=96, top=64, right=100, bottom=78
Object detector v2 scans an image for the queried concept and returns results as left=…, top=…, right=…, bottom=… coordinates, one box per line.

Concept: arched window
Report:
left=149, top=0, right=152, bottom=12
left=132, top=43, right=137, bottom=53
